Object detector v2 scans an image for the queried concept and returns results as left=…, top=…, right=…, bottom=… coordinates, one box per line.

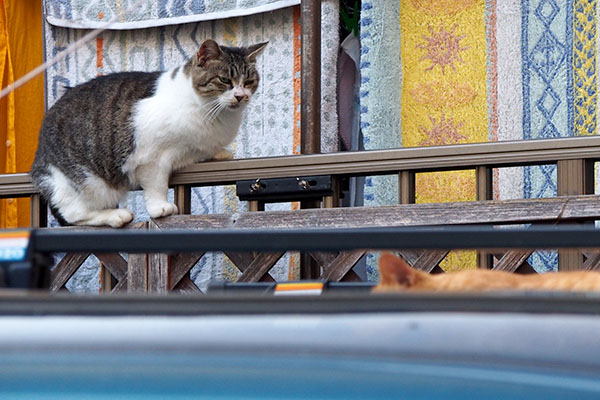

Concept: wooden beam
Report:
left=476, top=166, right=493, bottom=269
left=3, top=137, right=600, bottom=198
left=557, top=159, right=595, bottom=271
left=154, top=195, right=600, bottom=232
left=50, top=253, right=89, bottom=292
left=127, top=254, right=147, bottom=293
left=168, top=252, right=205, bottom=291
left=248, top=201, right=265, bottom=212
left=174, top=185, right=192, bottom=214
left=223, top=252, right=276, bottom=282
left=30, top=194, right=47, bottom=228
left=398, top=171, right=416, bottom=204
left=237, top=252, right=285, bottom=282
left=301, top=0, right=321, bottom=155
left=169, top=137, right=600, bottom=187
left=321, top=250, right=366, bottom=281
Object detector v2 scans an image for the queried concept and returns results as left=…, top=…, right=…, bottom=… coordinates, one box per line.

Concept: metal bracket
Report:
left=236, top=176, right=333, bottom=202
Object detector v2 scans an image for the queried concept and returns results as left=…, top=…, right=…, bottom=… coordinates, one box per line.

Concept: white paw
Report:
left=147, top=201, right=178, bottom=219
left=107, top=209, right=134, bottom=228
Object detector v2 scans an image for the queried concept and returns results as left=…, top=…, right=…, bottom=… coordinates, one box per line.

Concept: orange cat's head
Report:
left=376, top=252, right=427, bottom=291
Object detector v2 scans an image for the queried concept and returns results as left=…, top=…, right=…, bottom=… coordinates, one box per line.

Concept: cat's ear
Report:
left=197, top=39, right=223, bottom=66
left=378, top=253, right=420, bottom=288
left=246, top=42, right=269, bottom=62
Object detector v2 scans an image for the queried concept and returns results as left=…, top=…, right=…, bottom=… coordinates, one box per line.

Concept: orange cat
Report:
left=375, top=253, right=600, bottom=292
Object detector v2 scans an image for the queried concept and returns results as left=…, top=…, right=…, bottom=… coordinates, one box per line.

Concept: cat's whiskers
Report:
left=206, top=101, right=226, bottom=124
left=204, top=102, right=221, bottom=123
left=196, top=98, right=220, bottom=113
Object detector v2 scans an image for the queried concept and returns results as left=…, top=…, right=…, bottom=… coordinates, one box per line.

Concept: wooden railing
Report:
left=2, top=136, right=600, bottom=292
left=2, top=136, right=600, bottom=225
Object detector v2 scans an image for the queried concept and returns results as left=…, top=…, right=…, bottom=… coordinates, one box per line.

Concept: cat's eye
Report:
left=244, top=79, right=255, bottom=86
left=218, top=77, right=232, bottom=85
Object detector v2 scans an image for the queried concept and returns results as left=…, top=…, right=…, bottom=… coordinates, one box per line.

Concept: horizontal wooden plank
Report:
left=151, top=214, right=233, bottom=230
left=158, top=195, right=600, bottom=230
left=3, top=136, right=600, bottom=197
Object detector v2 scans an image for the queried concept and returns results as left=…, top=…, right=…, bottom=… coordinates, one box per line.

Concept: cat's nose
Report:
left=234, top=95, right=245, bottom=102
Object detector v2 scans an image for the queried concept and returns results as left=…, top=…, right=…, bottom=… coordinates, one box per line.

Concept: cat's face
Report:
left=187, top=39, right=268, bottom=111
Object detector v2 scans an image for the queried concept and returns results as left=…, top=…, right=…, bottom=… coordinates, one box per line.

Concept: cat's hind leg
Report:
left=75, top=209, right=134, bottom=228
left=44, top=166, right=133, bottom=228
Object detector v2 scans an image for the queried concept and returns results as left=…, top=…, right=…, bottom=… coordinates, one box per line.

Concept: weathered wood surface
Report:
left=151, top=195, right=600, bottom=282
left=127, top=254, right=147, bottom=293
left=44, top=194, right=600, bottom=292
left=493, top=250, right=535, bottom=272
left=156, top=195, right=600, bottom=230
left=148, top=253, right=169, bottom=293
left=582, top=251, right=600, bottom=271
left=111, top=276, right=128, bottom=293
left=237, top=252, right=285, bottom=283
left=168, top=252, right=205, bottom=291
left=412, top=250, right=449, bottom=274
left=321, top=250, right=366, bottom=281
left=223, top=252, right=276, bottom=282
left=126, top=222, right=149, bottom=293
left=173, top=275, right=202, bottom=294
left=50, top=253, right=90, bottom=292
left=95, top=253, right=127, bottom=281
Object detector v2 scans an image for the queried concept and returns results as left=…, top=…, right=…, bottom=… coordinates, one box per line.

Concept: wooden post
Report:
left=248, top=200, right=265, bottom=212
left=299, top=0, right=322, bottom=280
left=30, top=194, right=47, bottom=228
left=557, top=159, right=595, bottom=270
left=127, top=222, right=149, bottom=293
left=322, top=177, right=341, bottom=208
left=174, top=185, right=192, bottom=214
left=301, top=0, right=321, bottom=155
left=476, top=166, right=493, bottom=269
left=127, top=254, right=148, bottom=293
left=300, top=200, right=320, bottom=279
left=398, top=171, right=416, bottom=204
left=147, top=220, right=169, bottom=293
left=99, top=261, right=113, bottom=293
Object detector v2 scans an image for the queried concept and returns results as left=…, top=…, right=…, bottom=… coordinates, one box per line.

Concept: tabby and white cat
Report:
left=31, top=39, right=267, bottom=227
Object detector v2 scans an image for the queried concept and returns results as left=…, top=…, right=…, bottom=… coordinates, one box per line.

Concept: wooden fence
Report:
left=1, top=136, right=600, bottom=292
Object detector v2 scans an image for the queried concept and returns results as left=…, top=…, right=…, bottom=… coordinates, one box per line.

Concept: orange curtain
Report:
left=0, top=0, right=44, bottom=228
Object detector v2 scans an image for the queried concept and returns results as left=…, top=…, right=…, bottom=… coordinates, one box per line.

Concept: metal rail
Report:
left=1, top=292, right=600, bottom=316
left=31, top=225, right=600, bottom=253
left=2, top=136, right=600, bottom=197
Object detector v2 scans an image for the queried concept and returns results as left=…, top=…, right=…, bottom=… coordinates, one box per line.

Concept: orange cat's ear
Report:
left=378, top=253, right=420, bottom=287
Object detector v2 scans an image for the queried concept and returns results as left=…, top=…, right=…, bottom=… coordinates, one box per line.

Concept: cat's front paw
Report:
left=212, top=149, right=234, bottom=161
left=147, top=201, right=179, bottom=219
left=107, top=209, right=134, bottom=228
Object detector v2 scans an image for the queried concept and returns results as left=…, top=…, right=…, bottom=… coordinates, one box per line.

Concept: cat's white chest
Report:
left=124, top=70, right=243, bottom=184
